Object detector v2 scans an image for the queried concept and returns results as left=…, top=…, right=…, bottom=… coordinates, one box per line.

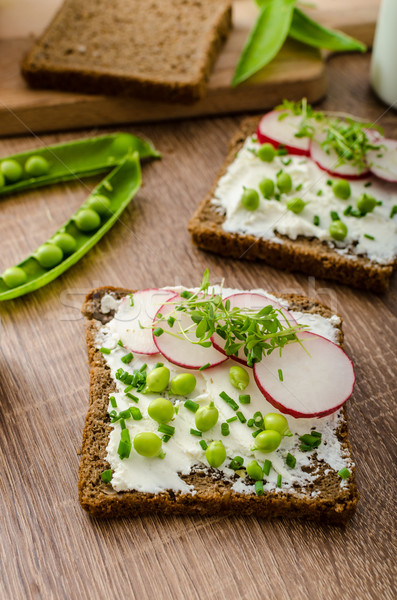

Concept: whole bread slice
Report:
left=188, top=117, right=395, bottom=292
left=21, top=0, right=232, bottom=103
left=78, top=286, right=358, bottom=523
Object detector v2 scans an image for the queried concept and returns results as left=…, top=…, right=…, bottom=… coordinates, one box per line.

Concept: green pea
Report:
left=133, top=432, right=164, bottom=458
left=146, top=366, right=170, bottom=393
left=36, top=244, right=64, bottom=268
left=1, top=159, right=23, bottom=183
left=246, top=459, right=263, bottom=481
left=74, top=209, right=101, bottom=232
left=195, top=401, right=219, bottom=432
left=2, top=266, right=27, bottom=288
left=277, top=172, right=292, bottom=194
left=86, top=195, right=111, bottom=216
left=257, top=143, right=276, bottom=162
left=25, top=155, right=50, bottom=177
left=263, top=413, right=292, bottom=436
left=206, top=440, right=226, bottom=468
left=52, top=233, right=77, bottom=254
left=259, top=177, right=275, bottom=199
left=329, top=220, right=348, bottom=241
left=286, top=197, right=306, bottom=214
left=170, top=373, right=196, bottom=396
left=251, top=429, right=282, bottom=453
left=332, top=178, right=351, bottom=200
left=148, top=397, right=174, bottom=424
left=229, top=365, right=249, bottom=391
left=356, top=193, right=377, bottom=214
left=0, top=172, right=5, bottom=188
left=241, top=187, right=260, bottom=211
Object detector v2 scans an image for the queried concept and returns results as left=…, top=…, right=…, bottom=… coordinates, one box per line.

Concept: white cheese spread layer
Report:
left=211, top=137, right=397, bottom=265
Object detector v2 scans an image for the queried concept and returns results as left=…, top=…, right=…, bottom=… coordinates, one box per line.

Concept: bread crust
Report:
left=78, top=286, right=359, bottom=523
left=188, top=117, right=395, bottom=292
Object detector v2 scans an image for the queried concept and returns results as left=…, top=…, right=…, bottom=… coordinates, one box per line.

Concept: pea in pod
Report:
left=0, top=133, right=159, bottom=197
left=0, top=152, right=142, bottom=301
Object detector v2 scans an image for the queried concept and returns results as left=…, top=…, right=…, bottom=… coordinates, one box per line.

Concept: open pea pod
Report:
left=0, top=133, right=159, bottom=197
left=0, top=152, right=141, bottom=301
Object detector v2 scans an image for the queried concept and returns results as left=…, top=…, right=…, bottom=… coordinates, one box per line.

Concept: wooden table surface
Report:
left=0, top=53, right=396, bottom=600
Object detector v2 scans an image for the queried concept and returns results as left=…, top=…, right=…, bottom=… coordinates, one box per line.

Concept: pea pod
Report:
left=0, top=152, right=142, bottom=301
left=0, top=133, right=159, bottom=197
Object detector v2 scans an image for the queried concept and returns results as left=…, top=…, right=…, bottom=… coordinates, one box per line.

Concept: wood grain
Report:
left=0, top=0, right=380, bottom=136
left=0, top=53, right=396, bottom=600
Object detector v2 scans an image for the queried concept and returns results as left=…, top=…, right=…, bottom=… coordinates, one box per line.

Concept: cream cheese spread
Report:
left=211, top=137, right=397, bottom=265
left=97, top=289, right=353, bottom=496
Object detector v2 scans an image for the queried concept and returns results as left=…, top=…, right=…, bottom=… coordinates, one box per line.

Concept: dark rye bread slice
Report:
left=78, top=286, right=358, bottom=523
left=188, top=117, right=396, bottom=292
left=21, top=0, right=232, bottom=103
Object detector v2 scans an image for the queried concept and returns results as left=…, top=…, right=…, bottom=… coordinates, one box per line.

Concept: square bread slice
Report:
left=21, top=0, right=232, bottom=103
left=78, top=286, right=358, bottom=523
left=188, top=117, right=396, bottom=292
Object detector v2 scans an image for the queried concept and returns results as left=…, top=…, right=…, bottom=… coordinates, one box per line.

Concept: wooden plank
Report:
left=0, top=0, right=380, bottom=136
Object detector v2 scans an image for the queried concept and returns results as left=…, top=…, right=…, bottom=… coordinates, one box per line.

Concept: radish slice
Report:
left=153, top=298, right=227, bottom=370
left=253, top=331, right=355, bottom=418
left=367, top=138, right=397, bottom=182
left=310, top=128, right=370, bottom=179
left=111, top=289, right=177, bottom=355
left=256, top=111, right=310, bottom=156
left=211, top=292, right=297, bottom=365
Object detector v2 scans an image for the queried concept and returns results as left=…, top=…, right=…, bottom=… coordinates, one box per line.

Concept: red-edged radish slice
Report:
left=153, top=298, right=227, bottom=370
left=110, top=289, right=177, bottom=355
left=211, top=292, right=297, bottom=365
left=367, top=138, right=397, bottom=182
left=256, top=111, right=310, bottom=156
left=309, top=129, right=370, bottom=179
left=253, top=331, right=355, bottom=418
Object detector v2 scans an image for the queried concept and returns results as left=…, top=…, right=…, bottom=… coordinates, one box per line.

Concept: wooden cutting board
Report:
left=0, top=0, right=380, bottom=136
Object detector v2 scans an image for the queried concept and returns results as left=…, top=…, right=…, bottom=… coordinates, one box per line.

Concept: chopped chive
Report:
left=119, top=409, right=132, bottom=420
left=252, top=429, right=263, bottom=438
left=286, top=453, right=296, bottom=468
left=110, top=396, right=117, bottom=408
left=364, top=181, right=372, bottom=187
left=338, top=467, right=351, bottom=479
left=100, top=347, right=111, bottom=354
left=180, top=290, right=194, bottom=299
left=299, top=433, right=321, bottom=447
left=130, top=407, right=142, bottom=420
left=226, top=416, right=238, bottom=423
left=316, top=189, right=323, bottom=196
left=153, top=328, right=164, bottom=337
left=199, top=363, right=211, bottom=371
left=158, top=424, right=175, bottom=436
left=199, top=440, right=208, bottom=451
left=364, top=233, right=375, bottom=240
left=139, top=363, right=147, bottom=372
left=124, top=385, right=133, bottom=393
left=129, top=294, right=134, bottom=307
left=253, top=411, right=263, bottom=428
left=300, top=444, right=312, bottom=452
left=239, top=394, right=251, bottom=404
left=117, top=430, right=131, bottom=459
left=101, top=469, right=112, bottom=483
left=255, top=480, right=264, bottom=496
left=274, top=192, right=281, bottom=201
left=276, top=147, right=288, bottom=156
left=276, top=474, right=282, bottom=488
left=109, top=410, right=117, bottom=417
left=229, top=456, right=244, bottom=470
left=282, top=158, right=292, bottom=166
left=117, top=340, right=124, bottom=347
left=390, top=205, right=397, bottom=219
left=219, top=391, right=239, bottom=411
left=344, top=204, right=353, bottom=216
left=125, top=392, right=139, bottom=403
left=154, top=362, right=164, bottom=369
left=121, top=352, right=134, bottom=364
left=120, top=418, right=126, bottom=430
left=326, top=179, right=333, bottom=186
left=236, top=411, right=246, bottom=424
left=190, top=428, right=202, bottom=437
left=167, top=316, right=175, bottom=327
left=221, top=422, right=230, bottom=436
left=295, top=183, right=303, bottom=191
left=330, top=210, right=340, bottom=221
left=247, top=418, right=255, bottom=428
left=162, top=434, right=171, bottom=443
left=278, top=368, right=283, bottom=382
left=313, top=215, right=320, bottom=227
left=311, top=430, right=322, bottom=438
left=263, top=459, right=272, bottom=476
left=184, top=399, right=199, bottom=412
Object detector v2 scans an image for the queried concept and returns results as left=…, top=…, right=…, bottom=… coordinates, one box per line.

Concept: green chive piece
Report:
left=286, top=453, right=296, bottom=468
left=101, top=469, right=112, bottom=483
left=167, top=316, right=175, bottom=327
left=278, top=368, right=283, bottom=382
left=311, top=430, right=322, bottom=438
left=158, top=424, right=175, bottom=436
left=338, top=467, right=351, bottom=479
left=252, top=429, right=263, bottom=438
left=199, top=363, right=211, bottom=371
left=121, top=352, right=134, bottom=364
left=299, top=433, right=321, bottom=447
left=300, top=444, right=312, bottom=452
left=130, top=407, right=142, bottom=420
left=390, top=205, right=397, bottom=219
left=199, top=440, right=208, bottom=451
left=330, top=210, right=340, bottom=221
left=100, top=347, right=111, bottom=354
left=190, top=428, right=202, bottom=437
left=263, top=459, right=272, bottom=476
left=326, top=179, right=333, bottom=186
left=247, top=418, right=255, bottom=428
left=253, top=411, right=264, bottom=428
left=364, top=233, right=375, bottom=240
left=229, top=456, right=244, bottom=470
left=162, top=434, right=171, bottom=443
left=125, top=392, right=139, bottom=403
left=110, top=396, right=117, bottom=408
left=276, top=474, right=282, bottom=488
left=117, top=340, right=124, bottom=347
left=316, top=189, right=323, bottom=196
left=364, top=181, right=372, bottom=188
left=236, top=411, right=246, bottom=424
left=219, top=391, right=239, bottom=411
left=226, top=416, right=238, bottom=423
left=255, top=480, right=264, bottom=496
left=129, top=294, right=134, bottom=307
left=313, top=215, right=320, bottom=226
left=295, top=183, right=303, bottom=191
left=120, top=418, right=126, bottom=430
left=184, top=399, right=199, bottom=412
left=344, top=205, right=353, bottom=216
left=239, top=394, right=251, bottom=404
left=153, top=328, right=164, bottom=337
left=221, top=422, right=230, bottom=436
left=180, top=290, right=193, bottom=299
left=154, top=362, right=164, bottom=369
left=119, top=409, right=132, bottom=420
left=139, top=363, right=147, bottom=372
left=117, top=429, right=131, bottom=459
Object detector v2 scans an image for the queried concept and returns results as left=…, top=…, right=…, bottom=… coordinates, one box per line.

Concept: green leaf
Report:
left=200, top=268, right=210, bottom=292
left=289, top=8, right=366, bottom=53
left=232, top=0, right=296, bottom=87
left=195, top=317, right=208, bottom=339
